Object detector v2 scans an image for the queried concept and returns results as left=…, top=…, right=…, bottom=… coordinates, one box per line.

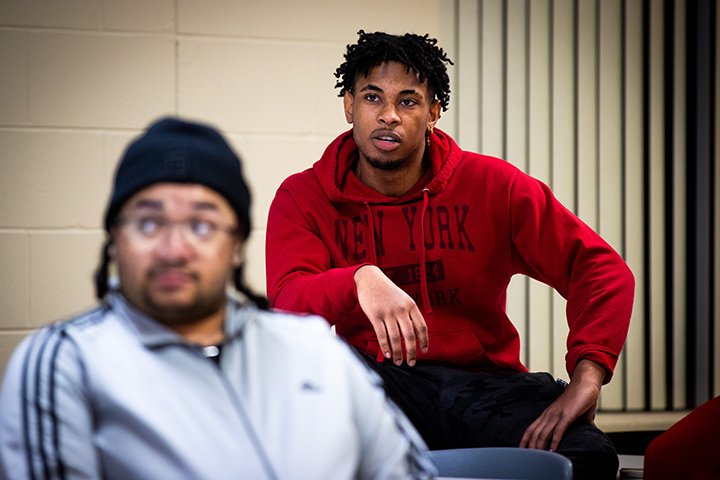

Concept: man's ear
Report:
left=343, top=91, right=354, bottom=124
left=428, top=100, right=442, bottom=129
left=232, top=244, right=245, bottom=267
left=108, top=230, right=118, bottom=257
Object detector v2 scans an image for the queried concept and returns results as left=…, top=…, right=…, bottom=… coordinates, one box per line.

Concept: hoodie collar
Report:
left=108, top=292, right=251, bottom=349
left=313, top=128, right=461, bottom=203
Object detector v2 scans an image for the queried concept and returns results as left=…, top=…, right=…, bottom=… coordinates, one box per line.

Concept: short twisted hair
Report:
left=334, top=30, right=453, bottom=111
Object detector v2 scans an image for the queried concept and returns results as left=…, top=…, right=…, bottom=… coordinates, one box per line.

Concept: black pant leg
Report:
left=357, top=355, right=618, bottom=480
left=439, top=370, right=618, bottom=480
left=356, top=355, right=448, bottom=449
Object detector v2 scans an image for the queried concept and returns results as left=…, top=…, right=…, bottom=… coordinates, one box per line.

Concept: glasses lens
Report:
left=120, top=216, right=235, bottom=244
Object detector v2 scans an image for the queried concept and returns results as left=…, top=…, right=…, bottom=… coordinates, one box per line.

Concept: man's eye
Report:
left=138, top=218, right=162, bottom=235
left=365, top=94, right=379, bottom=102
left=190, top=220, right=215, bottom=238
left=400, top=98, right=417, bottom=107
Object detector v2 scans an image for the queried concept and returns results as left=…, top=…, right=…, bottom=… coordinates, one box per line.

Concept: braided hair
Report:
left=94, top=238, right=114, bottom=300
left=334, top=30, right=454, bottom=111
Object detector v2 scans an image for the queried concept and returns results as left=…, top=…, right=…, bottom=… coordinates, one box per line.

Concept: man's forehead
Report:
left=355, top=62, right=427, bottom=89
left=121, top=183, right=232, bottom=213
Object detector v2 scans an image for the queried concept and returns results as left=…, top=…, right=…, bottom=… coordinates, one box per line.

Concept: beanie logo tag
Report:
left=164, top=151, right=189, bottom=179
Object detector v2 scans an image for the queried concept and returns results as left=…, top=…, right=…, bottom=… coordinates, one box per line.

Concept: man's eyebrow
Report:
left=132, top=199, right=163, bottom=210
left=359, top=84, right=420, bottom=96
left=191, top=201, right=221, bottom=212
left=360, top=84, right=383, bottom=93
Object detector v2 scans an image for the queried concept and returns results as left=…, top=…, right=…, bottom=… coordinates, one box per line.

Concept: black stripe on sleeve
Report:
left=47, top=331, right=68, bottom=480
left=20, top=330, right=48, bottom=480
left=21, top=326, right=68, bottom=480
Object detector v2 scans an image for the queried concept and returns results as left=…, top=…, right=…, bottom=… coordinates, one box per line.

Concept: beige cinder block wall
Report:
left=0, top=0, right=457, bottom=378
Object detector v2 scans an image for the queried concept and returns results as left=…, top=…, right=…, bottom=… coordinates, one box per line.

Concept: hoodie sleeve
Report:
left=507, top=171, right=635, bottom=381
left=266, top=182, right=366, bottom=322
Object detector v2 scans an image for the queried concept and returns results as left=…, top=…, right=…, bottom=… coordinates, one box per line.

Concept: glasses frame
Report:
left=115, top=215, right=240, bottom=246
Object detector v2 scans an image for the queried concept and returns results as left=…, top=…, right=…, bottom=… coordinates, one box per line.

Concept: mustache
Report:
left=147, top=265, right=199, bottom=280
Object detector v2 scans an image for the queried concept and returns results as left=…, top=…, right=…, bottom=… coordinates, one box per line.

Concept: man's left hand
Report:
left=519, top=359, right=606, bottom=451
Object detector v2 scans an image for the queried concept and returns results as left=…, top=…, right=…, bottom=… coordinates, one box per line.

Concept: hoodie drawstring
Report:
left=365, top=192, right=432, bottom=315
left=418, top=189, right=433, bottom=314
left=364, top=203, right=378, bottom=265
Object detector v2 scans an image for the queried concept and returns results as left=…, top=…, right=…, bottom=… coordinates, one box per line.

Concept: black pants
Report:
left=360, top=357, right=618, bottom=480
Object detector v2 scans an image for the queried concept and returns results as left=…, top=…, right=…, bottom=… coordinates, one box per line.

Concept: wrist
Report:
left=571, top=359, right=606, bottom=388
left=353, top=264, right=377, bottom=285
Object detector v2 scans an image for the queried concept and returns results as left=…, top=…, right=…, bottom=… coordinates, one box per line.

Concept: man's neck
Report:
left=163, top=308, right=226, bottom=346
left=355, top=156, right=429, bottom=197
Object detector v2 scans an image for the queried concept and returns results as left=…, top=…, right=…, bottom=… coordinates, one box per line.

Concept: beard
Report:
left=365, top=155, right=406, bottom=171
left=135, top=268, right=228, bottom=326
left=141, top=287, right=226, bottom=326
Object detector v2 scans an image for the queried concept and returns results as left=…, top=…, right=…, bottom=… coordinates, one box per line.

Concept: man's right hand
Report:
left=354, top=265, right=429, bottom=366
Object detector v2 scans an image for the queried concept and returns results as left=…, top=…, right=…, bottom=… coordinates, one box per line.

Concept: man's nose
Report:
left=378, top=103, right=400, bottom=125
left=155, top=224, right=194, bottom=259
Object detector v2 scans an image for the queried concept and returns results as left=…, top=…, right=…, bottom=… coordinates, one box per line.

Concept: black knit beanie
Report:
left=104, top=117, right=251, bottom=238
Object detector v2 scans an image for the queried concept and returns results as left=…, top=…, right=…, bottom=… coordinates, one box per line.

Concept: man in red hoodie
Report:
left=266, top=30, right=635, bottom=480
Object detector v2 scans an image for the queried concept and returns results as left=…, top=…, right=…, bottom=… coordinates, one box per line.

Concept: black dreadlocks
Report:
left=334, top=30, right=454, bottom=111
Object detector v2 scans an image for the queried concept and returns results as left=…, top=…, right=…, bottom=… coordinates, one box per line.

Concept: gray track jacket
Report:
left=0, top=293, right=435, bottom=479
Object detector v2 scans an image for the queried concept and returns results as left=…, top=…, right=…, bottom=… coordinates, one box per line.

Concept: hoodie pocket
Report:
left=422, top=328, right=489, bottom=365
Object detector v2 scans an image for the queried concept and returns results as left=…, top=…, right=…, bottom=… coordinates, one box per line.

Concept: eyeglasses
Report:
left=116, top=215, right=239, bottom=245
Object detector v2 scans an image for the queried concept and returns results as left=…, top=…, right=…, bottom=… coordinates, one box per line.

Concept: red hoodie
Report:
left=266, top=128, right=634, bottom=379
